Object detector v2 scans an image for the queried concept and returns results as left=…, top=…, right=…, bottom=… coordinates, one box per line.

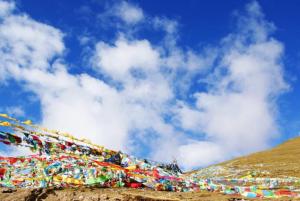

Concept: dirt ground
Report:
left=1, top=187, right=300, bottom=201
left=0, top=187, right=244, bottom=201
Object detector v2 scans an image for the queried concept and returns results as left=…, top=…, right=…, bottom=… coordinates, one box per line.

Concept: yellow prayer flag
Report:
left=23, top=120, right=32, bottom=125
left=0, top=121, right=11, bottom=126
left=0, top=114, right=9, bottom=118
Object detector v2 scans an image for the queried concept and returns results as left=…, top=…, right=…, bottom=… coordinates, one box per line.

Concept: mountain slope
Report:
left=188, top=137, right=300, bottom=178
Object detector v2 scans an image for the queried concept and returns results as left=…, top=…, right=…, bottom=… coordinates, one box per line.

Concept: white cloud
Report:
left=0, top=0, right=14, bottom=17
left=39, top=73, right=131, bottom=151
left=78, top=35, right=91, bottom=45
left=92, top=37, right=160, bottom=80
left=174, top=1, right=288, bottom=168
left=173, top=102, right=202, bottom=132
left=0, top=11, right=64, bottom=82
left=116, top=1, right=144, bottom=25
left=153, top=17, right=178, bottom=35
left=99, top=1, right=144, bottom=26
left=5, top=106, right=25, bottom=117
left=178, top=141, right=224, bottom=170
left=0, top=4, right=174, bottom=153
left=35, top=69, right=177, bottom=152
left=0, top=0, right=288, bottom=170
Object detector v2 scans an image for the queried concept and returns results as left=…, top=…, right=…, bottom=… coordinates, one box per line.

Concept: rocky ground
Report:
left=1, top=187, right=300, bottom=201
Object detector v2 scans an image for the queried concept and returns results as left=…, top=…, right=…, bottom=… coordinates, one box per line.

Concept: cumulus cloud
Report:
left=0, top=9, right=64, bottom=82
left=98, top=1, right=144, bottom=27
left=0, top=0, right=14, bottom=17
left=116, top=1, right=144, bottom=25
left=0, top=2, right=174, bottom=153
left=175, top=1, right=288, bottom=168
left=92, top=37, right=160, bottom=80
left=178, top=141, right=224, bottom=169
left=0, top=0, right=288, bottom=170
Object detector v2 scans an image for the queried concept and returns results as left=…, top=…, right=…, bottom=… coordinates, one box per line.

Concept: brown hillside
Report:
left=188, top=136, right=300, bottom=178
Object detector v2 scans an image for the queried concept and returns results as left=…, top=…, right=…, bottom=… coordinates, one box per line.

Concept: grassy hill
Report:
left=187, top=136, right=300, bottom=178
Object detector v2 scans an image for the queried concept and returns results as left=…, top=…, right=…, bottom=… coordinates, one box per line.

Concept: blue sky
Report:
left=0, top=0, right=299, bottom=170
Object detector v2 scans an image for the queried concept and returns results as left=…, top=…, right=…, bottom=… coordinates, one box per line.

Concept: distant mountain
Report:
left=187, top=137, right=300, bottom=178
